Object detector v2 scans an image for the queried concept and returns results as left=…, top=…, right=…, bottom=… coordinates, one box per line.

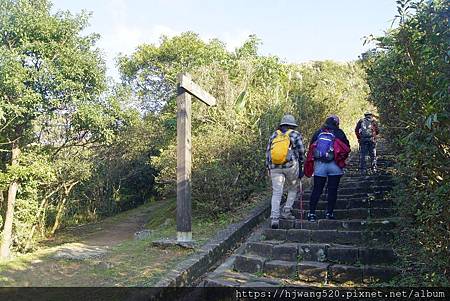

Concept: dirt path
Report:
left=66, top=202, right=161, bottom=247
left=0, top=200, right=175, bottom=286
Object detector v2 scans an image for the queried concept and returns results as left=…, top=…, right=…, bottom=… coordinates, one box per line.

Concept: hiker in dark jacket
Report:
left=355, top=112, right=379, bottom=174
left=306, top=115, right=350, bottom=222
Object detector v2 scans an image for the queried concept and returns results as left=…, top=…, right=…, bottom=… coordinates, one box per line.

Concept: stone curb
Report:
left=151, top=151, right=359, bottom=297
left=150, top=199, right=271, bottom=297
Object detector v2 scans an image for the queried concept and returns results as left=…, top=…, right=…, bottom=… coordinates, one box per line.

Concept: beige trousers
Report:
left=270, top=160, right=299, bottom=222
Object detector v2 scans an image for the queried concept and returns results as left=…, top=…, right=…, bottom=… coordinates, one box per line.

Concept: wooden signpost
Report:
left=176, top=73, right=216, bottom=243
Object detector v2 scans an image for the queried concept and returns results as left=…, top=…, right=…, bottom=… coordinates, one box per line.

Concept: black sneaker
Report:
left=271, top=220, right=279, bottom=229
left=307, top=213, right=317, bottom=222
left=325, top=212, right=336, bottom=220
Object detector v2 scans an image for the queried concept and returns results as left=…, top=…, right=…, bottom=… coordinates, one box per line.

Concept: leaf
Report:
left=425, top=116, right=432, bottom=130
left=235, top=90, right=247, bottom=112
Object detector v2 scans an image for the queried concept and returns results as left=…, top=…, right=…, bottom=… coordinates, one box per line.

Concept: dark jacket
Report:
left=304, top=124, right=351, bottom=177
left=310, top=124, right=350, bottom=148
left=355, top=117, right=379, bottom=141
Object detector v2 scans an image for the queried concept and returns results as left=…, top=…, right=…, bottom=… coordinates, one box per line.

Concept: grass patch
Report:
left=43, top=202, right=160, bottom=247
left=0, top=191, right=269, bottom=286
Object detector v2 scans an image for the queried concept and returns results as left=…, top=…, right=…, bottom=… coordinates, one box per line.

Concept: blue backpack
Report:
left=313, top=131, right=335, bottom=162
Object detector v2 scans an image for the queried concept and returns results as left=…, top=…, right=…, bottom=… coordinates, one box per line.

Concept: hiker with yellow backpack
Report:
left=265, top=115, right=305, bottom=229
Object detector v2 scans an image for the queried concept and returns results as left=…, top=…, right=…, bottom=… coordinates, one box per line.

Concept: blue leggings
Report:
left=309, top=175, right=342, bottom=215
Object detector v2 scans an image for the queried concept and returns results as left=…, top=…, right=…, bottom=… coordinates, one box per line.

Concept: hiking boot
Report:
left=281, top=210, right=295, bottom=220
left=271, top=220, right=279, bottom=229
left=307, top=213, right=317, bottom=222
left=325, top=212, right=336, bottom=220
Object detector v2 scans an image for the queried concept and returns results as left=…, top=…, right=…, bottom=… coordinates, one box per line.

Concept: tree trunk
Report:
left=40, top=200, right=49, bottom=238
left=50, top=197, right=66, bottom=235
left=50, top=181, right=78, bottom=235
left=24, top=186, right=60, bottom=250
left=0, top=142, right=21, bottom=259
left=0, top=190, right=5, bottom=230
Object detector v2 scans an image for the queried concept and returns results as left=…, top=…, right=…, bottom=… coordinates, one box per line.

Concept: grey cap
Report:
left=280, top=114, right=298, bottom=127
left=364, top=111, right=373, bottom=116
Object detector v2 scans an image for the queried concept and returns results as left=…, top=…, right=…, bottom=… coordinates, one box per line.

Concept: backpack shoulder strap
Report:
left=320, top=129, right=335, bottom=137
left=272, top=130, right=283, bottom=140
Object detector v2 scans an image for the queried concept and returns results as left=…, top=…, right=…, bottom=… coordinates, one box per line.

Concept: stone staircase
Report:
left=205, top=141, right=401, bottom=287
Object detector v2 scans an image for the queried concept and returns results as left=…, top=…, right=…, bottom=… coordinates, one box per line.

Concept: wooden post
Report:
left=176, top=76, right=192, bottom=242
left=176, top=73, right=216, bottom=243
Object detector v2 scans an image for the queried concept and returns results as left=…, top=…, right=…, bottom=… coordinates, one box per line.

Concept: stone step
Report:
left=245, top=241, right=275, bottom=258
left=205, top=270, right=281, bottom=287
left=291, top=208, right=395, bottom=220
left=299, top=261, right=400, bottom=284
left=234, top=259, right=400, bottom=284
left=264, top=260, right=298, bottom=278
left=263, top=228, right=394, bottom=245
left=297, top=261, right=329, bottom=282
left=298, top=193, right=387, bottom=203
left=297, top=194, right=372, bottom=202
left=336, top=174, right=392, bottom=181
left=234, top=254, right=266, bottom=274
left=293, top=199, right=394, bottom=210
left=303, top=186, right=392, bottom=197
left=245, top=241, right=396, bottom=265
left=328, top=263, right=401, bottom=284
left=344, top=171, right=392, bottom=177
left=327, top=246, right=397, bottom=265
left=337, top=181, right=394, bottom=189
left=303, top=186, right=392, bottom=195
left=279, top=218, right=398, bottom=231
left=346, top=162, right=394, bottom=168
left=345, top=160, right=391, bottom=165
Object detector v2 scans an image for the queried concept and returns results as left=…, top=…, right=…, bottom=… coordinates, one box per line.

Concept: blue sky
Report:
left=51, top=0, right=398, bottom=80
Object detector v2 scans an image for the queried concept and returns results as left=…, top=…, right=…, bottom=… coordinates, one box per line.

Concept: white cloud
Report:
left=98, top=5, right=252, bottom=80
left=98, top=23, right=181, bottom=79
left=102, top=24, right=180, bottom=57
left=109, top=0, right=127, bottom=21
left=219, top=30, right=253, bottom=52
left=151, top=25, right=179, bottom=42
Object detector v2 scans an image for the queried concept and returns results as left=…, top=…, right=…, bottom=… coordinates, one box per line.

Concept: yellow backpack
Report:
left=270, top=129, right=292, bottom=165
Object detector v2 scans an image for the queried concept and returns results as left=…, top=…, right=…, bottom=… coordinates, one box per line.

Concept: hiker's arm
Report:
left=293, top=132, right=305, bottom=178
left=294, top=132, right=305, bottom=161
left=310, top=129, right=320, bottom=145
left=265, top=135, right=273, bottom=169
left=355, top=120, right=361, bottom=140
left=373, top=120, right=380, bottom=136
left=340, top=130, right=351, bottom=148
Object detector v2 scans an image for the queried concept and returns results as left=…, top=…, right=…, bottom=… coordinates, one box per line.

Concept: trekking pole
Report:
left=358, top=143, right=361, bottom=174
left=298, top=180, right=303, bottom=229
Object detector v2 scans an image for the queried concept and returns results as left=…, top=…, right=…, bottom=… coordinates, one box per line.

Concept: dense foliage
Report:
left=0, top=0, right=373, bottom=257
left=362, top=0, right=449, bottom=285
left=0, top=0, right=153, bottom=255
left=119, top=33, right=371, bottom=216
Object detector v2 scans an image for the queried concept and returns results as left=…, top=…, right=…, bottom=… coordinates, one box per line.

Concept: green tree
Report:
left=0, top=0, right=107, bottom=258
left=362, top=0, right=449, bottom=285
left=119, top=33, right=371, bottom=216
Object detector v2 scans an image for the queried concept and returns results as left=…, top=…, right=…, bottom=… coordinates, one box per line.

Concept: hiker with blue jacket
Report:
left=265, top=115, right=305, bottom=229
left=304, top=115, right=350, bottom=222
